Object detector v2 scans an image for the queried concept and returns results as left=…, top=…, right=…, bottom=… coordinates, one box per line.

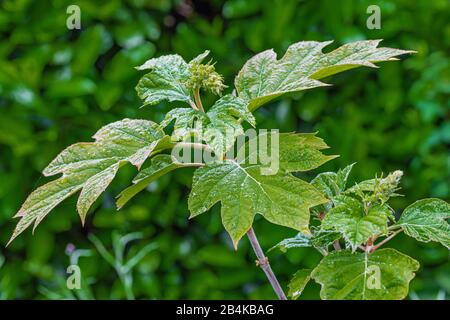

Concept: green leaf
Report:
left=188, top=159, right=327, bottom=247
left=161, top=94, right=255, bottom=157
left=187, top=129, right=334, bottom=246
left=135, top=50, right=222, bottom=107
left=397, top=198, right=450, bottom=249
left=270, top=233, right=312, bottom=252
left=322, top=195, right=391, bottom=250
left=288, top=269, right=312, bottom=300
left=189, top=50, right=210, bottom=65
left=235, top=40, right=414, bottom=111
left=203, top=95, right=252, bottom=156
left=116, top=154, right=196, bottom=209
left=271, top=228, right=340, bottom=255
left=240, top=132, right=337, bottom=174
left=311, top=164, right=354, bottom=215
left=273, top=133, right=337, bottom=173
left=207, top=94, right=256, bottom=127
left=136, top=54, right=194, bottom=106
left=311, top=248, right=419, bottom=300
left=312, top=163, right=354, bottom=199
left=310, top=228, right=342, bottom=254
left=9, top=119, right=166, bottom=244
left=161, top=107, right=208, bottom=140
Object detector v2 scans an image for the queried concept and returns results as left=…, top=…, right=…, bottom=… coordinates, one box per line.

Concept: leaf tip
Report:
left=31, top=222, right=39, bottom=235
left=5, top=235, right=15, bottom=247
left=14, top=209, right=25, bottom=218
left=328, top=154, right=340, bottom=160
left=116, top=203, right=123, bottom=211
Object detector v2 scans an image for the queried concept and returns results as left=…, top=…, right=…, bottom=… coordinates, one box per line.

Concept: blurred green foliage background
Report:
left=0, top=0, right=449, bottom=299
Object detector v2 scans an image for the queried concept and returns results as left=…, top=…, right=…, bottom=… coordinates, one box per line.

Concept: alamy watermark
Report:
left=171, top=127, right=280, bottom=175
left=66, top=5, right=81, bottom=30
left=65, top=243, right=91, bottom=290
left=366, top=265, right=381, bottom=290
left=366, top=5, right=381, bottom=30
left=66, top=264, right=81, bottom=289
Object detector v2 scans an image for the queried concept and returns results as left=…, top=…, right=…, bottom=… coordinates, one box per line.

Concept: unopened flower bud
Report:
left=187, top=61, right=226, bottom=95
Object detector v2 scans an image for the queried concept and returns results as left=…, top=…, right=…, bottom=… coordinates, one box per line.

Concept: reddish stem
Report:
left=246, top=227, right=287, bottom=300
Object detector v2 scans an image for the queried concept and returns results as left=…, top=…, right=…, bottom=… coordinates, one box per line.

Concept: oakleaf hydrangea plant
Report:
left=8, top=39, right=449, bottom=300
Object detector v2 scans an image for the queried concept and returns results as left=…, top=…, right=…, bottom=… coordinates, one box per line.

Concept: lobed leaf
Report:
left=136, top=54, right=193, bottom=107
left=322, top=195, right=391, bottom=250
left=311, top=248, right=419, bottom=300
left=187, top=129, right=336, bottom=246
left=188, top=159, right=327, bottom=247
left=136, top=50, right=221, bottom=108
left=235, top=40, right=414, bottom=111
left=9, top=119, right=167, bottom=244
left=397, top=198, right=450, bottom=249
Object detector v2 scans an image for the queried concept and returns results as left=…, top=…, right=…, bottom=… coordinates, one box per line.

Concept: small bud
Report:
left=187, top=60, right=227, bottom=95
left=370, top=170, right=403, bottom=203
left=381, top=170, right=403, bottom=189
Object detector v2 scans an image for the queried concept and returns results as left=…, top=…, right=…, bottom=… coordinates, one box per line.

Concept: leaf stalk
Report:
left=369, top=229, right=402, bottom=253
left=193, top=88, right=204, bottom=112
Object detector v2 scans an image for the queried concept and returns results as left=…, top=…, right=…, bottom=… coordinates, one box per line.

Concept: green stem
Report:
left=118, top=271, right=134, bottom=300
left=194, top=87, right=204, bottom=112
